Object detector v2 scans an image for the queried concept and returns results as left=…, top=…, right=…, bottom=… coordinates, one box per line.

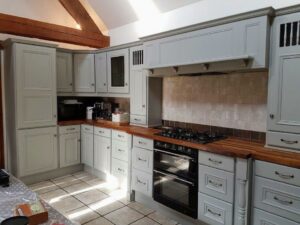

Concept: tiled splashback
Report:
left=162, top=72, right=268, bottom=132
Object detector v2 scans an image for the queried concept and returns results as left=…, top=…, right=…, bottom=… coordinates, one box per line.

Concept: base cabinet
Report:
left=81, top=125, right=94, bottom=167
left=253, top=208, right=299, bottom=225
left=94, top=134, right=111, bottom=175
left=17, top=127, right=58, bottom=177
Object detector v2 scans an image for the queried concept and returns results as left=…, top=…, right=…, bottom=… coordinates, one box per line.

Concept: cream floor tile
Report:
left=29, top=180, right=58, bottom=194
left=64, top=206, right=100, bottom=225
left=85, top=217, right=114, bottom=225
left=75, top=189, right=108, bottom=205
left=85, top=178, right=107, bottom=188
left=63, top=182, right=91, bottom=195
left=39, top=189, right=69, bottom=203
left=128, top=202, right=154, bottom=215
left=148, top=212, right=179, bottom=225
left=104, top=206, right=144, bottom=225
left=72, top=171, right=97, bottom=182
left=88, top=198, right=125, bottom=216
left=51, top=196, right=84, bottom=214
left=52, top=175, right=81, bottom=188
left=131, top=217, right=160, bottom=225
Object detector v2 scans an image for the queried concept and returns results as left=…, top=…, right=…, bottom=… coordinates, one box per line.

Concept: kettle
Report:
left=86, top=107, right=93, bottom=120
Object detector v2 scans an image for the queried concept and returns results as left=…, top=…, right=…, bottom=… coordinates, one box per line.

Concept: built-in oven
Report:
left=153, top=141, right=198, bottom=218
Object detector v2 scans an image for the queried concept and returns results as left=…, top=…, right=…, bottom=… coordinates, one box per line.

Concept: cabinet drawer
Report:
left=199, top=165, right=234, bottom=203
left=132, top=147, right=153, bottom=173
left=198, top=151, right=234, bottom=172
left=94, top=126, right=111, bottom=138
left=253, top=208, right=299, bottom=225
left=198, top=193, right=233, bottom=225
left=132, top=169, right=152, bottom=197
left=112, top=158, right=128, bottom=177
left=112, top=130, right=128, bottom=142
left=130, top=115, right=146, bottom=125
left=254, top=176, right=300, bottom=223
left=133, top=136, right=153, bottom=150
left=81, top=125, right=93, bottom=134
left=267, top=131, right=300, bottom=150
left=59, top=125, right=80, bottom=134
left=112, top=140, right=129, bottom=162
left=255, top=160, right=300, bottom=186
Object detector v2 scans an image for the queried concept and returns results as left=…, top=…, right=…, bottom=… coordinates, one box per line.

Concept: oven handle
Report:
left=154, top=149, right=194, bottom=161
left=154, top=170, right=195, bottom=186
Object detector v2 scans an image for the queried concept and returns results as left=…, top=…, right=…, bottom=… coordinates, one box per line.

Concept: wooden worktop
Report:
left=58, top=120, right=300, bottom=168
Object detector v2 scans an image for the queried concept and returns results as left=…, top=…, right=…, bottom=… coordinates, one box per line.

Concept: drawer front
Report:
left=198, top=193, right=233, bottom=225
left=59, top=125, right=80, bottom=134
left=112, top=140, right=129, bottom=162
left=132, top=169, right=152, bottom=197
left=255, top=160, right=300, bottom=186
left=199, top=165, right=234, bottom=203
left=132, top=147, right=153, bottom=173
left=253, top=208, right=299, bottom=225
left=112, top=130, right=128, bottom=142
left=133, top=136, right=153, bottom=150
left=81, top=125, right=93, bottom=134
left=267, top=131, right=300, bottom=150
left=130, top=115, right=147, bottom=125
left=254, top=176, right=300, bottom=223
left=112, top=158, right=128, bottom=177
left=94, top=126, right=111, bottom=138
left=198, top=151, right=234, bottom=172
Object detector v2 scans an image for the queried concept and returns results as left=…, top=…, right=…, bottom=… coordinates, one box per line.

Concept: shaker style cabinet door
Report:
left=57, top=51, right=73, bottom=93
left=130, top=70, right=147, bottom=116
left=94, top=135, right=111, bottom=175
left=59, top=132, right=81, bottom=168
left=81, top=128, right=94, bottom=167
left=95, top=52, right=108, bottom=93
left=17, top=127, right=58, bottom=177
left=107, top=49, right=129, bottom=93
left=15, top=43, right=57, bottom=129
left=74, top=54, right=95, bottom=93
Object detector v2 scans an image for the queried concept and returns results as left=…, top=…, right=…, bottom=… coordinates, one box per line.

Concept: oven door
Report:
left=153, top=170, right=197, bottom=218
left=154, top=149, right=197, bottom=180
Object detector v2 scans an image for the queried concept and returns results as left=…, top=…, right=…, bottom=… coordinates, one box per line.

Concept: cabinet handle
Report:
left=67, top=128, right=76, bottom=131
left=53, top=115, right=57, bottom=118
left=117, top=168, right=125, bottom=172
left=125, top=83, right=128, bottom=86
left=91, top=83, right=95, bottom=86
left=70, top=83, right=73, bottom=86
left=208, top=180, right=223, bottom=187
left=107, top=146, right=110, bottom=150
left=208, top=158, right=222, bottom=164
left=137, top=178, right=146, bottom=185
left=54, top=134, right=57, bottom=138
left=138, top=141, right=146, bottom=145
left=118, top=134, right=124, bottom=138
left=269, top=114, right=274, bottom=119
left=118, top=149, right=125, bottom=152
left=275, top=171, right=294, bottom=179
left=273, top=196, right=293, bottom=205
left=280, top=139, right=298, bottom=144
left=207, top=209, right=221, bottom=217
left=134, top=119, right=141, bottom=122
left=103, top=83, right=106, bottom=86
left=78, top=139, right=81, bottom=142
left=142, top=105, right=146, bottom=108
left=85, top=128, right=90, bottom=131
left=138, top=157, right=147, bottom=162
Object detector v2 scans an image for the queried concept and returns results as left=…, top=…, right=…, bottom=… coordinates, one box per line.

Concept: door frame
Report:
left=0, top=50, right=5, bottom=169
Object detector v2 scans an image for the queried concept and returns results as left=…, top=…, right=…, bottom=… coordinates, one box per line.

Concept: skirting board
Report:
left=20, top=164, right=83, bottom=185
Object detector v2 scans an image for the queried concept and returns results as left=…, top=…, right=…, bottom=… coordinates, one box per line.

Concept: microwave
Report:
left=58, top=100, right=85, bottom=121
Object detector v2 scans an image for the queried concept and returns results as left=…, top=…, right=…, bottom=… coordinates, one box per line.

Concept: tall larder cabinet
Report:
left=4, top=39, right=58, bottom=178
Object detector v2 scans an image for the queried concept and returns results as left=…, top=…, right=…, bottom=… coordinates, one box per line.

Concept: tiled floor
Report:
left=29, top=171, right=181, bottom=225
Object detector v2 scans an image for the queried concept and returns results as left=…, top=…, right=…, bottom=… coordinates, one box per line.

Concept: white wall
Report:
left=109, top=0, right=300, bottom=46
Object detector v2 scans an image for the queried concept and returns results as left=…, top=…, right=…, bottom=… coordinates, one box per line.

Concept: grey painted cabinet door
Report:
left=17, top=127, right=58, bottom=177
left=74, top=54, right=95, bottom=93
left=15, top=43, right=57, bottom=129
left=57, top=52, right=73, bottom=93
left=130, top=69, right=147, bottom=116
left=94, top=135, right=111, bottom=174
left=95, top=52, right=108, bottom=93
left=268, top=13, right=300, bottom=134
left=81, top=129, right=94, bottom=167
left=59, top=132, right=81, bottom=168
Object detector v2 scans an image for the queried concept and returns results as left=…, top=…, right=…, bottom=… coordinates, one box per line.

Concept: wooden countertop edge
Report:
left=58, top=120, right=300, bottom=168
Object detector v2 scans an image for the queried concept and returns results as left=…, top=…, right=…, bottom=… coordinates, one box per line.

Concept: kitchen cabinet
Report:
left=59, top=125, right=80, bottom=168
left=95, top=52, right=108, bottom=93
left=267, top=12, right=300, bottom=150
left=17, top=127, right=58, bottom=177
left=14, top=43, right=57, bottom=129
left=107, top=49, right=129, bottom=93
left=74, top=54, right=95, bottom=93
left=81, top=125, right=94, bottom=167
left=57, top=51, right=73, bottom=93
left=94, top=130, right=111, bottom=175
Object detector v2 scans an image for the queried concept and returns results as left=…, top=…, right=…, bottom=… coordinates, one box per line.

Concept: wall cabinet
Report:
left=81, top=125, right=94, bottom=167
left=57, top=51, right=73, bottom=93
left=59, top=125, right=80, bottom=168
left=74, top=54, right=95, bottom=93
left=107, top=49, right=129, bottom=93
left=267, top=12, right=300, bottom=150
left=94, top=133, right=111, bottom=175
left=15, top=43, right=57, bottom=129
left=95, top=52, right=108, bottom=93
left=17, top=127, right=58, bottom=177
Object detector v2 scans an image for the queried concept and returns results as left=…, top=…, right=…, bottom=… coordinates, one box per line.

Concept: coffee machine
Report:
left=92, top=102, right=119, bottom=120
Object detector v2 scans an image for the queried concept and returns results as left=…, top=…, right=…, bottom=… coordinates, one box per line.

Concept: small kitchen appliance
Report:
left=0, top=169, right=9, bottom=187
left=58, top=99, right=85, bottom=121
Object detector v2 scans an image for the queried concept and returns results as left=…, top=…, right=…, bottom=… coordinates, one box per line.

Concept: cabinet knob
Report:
left=125, top=83, right=128, bottom=86
left=70, top=83, right=73, bottom=86
left=54, top=134, right=57, bottom=138
left=107, top=146, right=110, bottom=150
left=142, top=105, right=146, bottom=108
left=53, top=115, right=57, bottom=118
left=269, top=114, right=274, bottom=119
left=91, top=83, right=95, bottom=86
left=103, top=83, right=106, bottom=86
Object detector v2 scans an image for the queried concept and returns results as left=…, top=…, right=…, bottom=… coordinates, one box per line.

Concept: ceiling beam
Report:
left=59, top=0, right=101, bottom=33
left=0, top=13, right=110, bottom=48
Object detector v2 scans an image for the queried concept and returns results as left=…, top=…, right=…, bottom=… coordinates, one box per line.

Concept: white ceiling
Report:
left=87, top=0, right=201, bottom=29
